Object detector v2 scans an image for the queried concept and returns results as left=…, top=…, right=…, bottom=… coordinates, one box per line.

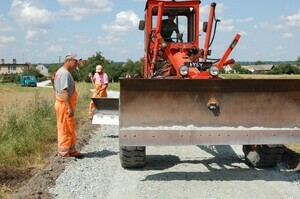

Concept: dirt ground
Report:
left=1, top=121, right=299, bottom=199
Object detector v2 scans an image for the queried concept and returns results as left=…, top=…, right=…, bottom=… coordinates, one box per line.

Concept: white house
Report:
left=223, top=64, right=234, bottom=73
left=242, top=65, right=274, bottom=74
left=36, top=64, right=48, bottom=76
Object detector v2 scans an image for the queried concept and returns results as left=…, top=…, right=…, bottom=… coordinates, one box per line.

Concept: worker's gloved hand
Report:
left=68, top=108, right=74, bottom=117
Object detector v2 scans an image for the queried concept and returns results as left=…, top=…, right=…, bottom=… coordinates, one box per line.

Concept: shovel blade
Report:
left=119, top=79, right=300, bottom=145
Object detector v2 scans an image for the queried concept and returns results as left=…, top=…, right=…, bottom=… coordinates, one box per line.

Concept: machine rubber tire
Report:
left=243, top=144, right=284, bottom=167
left=119, top=146, right=146, bottom=168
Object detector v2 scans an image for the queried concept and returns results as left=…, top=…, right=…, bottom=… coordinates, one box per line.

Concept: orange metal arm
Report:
left=216, top=34, right=241, bottom=69
left=203, top=3, right=216, bottom=62
left=150, top=2, right=164, bottom=77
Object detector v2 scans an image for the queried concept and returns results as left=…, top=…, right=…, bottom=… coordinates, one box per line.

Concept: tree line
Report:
left=1, top=53, right=300, bottom=84
left=48, top=52, right=142, bottom=82
left=223, top=56, right=300, bottom=75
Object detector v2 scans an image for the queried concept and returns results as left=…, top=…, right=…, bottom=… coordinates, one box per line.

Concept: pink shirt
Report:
left=93, top=72, right=108, bottom=85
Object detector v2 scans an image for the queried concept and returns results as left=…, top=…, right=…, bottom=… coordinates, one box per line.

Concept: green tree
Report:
left=122, top=59, right=143, bottom=77
left=233, top=63, right=252, bottom=74
left=282, top=63, right=294, bottom=74
left=23, top=66, right=41, bottom=77
left=255, top=60, right=265, bottom=65
left=297, top=56, right=300, bottom=66
left=48, top=64, right=59, bottom=74
left=270, top=62, right=300, bottom=74
left=83, top=52, right=122, bottom=82
left=105, top=63, right=122, bottom=82
left=269, top=66, right=283, bottom=74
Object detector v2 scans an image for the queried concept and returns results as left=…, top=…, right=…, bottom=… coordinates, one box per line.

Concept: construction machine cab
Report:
left=156, top=7, right=196, bottom=43
left=139, top=3, right=198, bottom=44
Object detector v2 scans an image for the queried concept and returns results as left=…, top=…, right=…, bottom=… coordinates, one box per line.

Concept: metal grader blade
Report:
left=119, top=78, right=300, bottom=146
left=92, top=98, right=119, bottom=125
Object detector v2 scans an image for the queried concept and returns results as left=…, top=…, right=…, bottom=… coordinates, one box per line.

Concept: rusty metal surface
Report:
left=92, top=98, right=119, bottom=115
left=119, top=129, right=300, bottom=146
left=119, top=79, right=300, bottom=145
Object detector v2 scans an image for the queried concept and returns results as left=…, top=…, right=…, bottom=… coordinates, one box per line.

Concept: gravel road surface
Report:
left=49, top=124, right=300, bottom=199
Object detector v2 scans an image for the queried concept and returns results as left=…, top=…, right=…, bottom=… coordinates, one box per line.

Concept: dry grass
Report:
left=0, top=82, right=96, bottom=169
left=0, top=85, right=56, bottom=168
left=0, top=185, right=11, bottom=199
left=285, top=144, right=300, bottom=153
left=221, top=74, right=300, bottom=79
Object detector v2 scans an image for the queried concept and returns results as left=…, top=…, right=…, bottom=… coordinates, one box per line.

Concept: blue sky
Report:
left=0, top=0, right=299, bottom=64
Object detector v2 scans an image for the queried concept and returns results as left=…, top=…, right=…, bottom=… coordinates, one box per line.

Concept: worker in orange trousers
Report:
left=88, top=65, right=108, bottom=120
left=54, top=52, right=83, bottom=159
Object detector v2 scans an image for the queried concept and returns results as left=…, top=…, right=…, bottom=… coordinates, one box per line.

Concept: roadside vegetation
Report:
left=0, top=82, right=97, bottom=198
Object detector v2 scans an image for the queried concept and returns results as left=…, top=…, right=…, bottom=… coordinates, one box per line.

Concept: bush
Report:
left=0, top=74, right=19, bottom=83
left=269, top=63, right=300, bottom=74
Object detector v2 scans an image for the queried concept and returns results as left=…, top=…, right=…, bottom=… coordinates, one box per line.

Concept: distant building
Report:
left=242, top=64, right=274, bottom=74
left=0, top=59, right=30, bottom=74
left=36, top=64, right=48, bottom=76
left=223, top=64, right=235, bottom=73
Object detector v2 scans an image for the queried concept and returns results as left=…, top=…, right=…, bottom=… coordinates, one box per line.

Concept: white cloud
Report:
left=201, top=3, right=225, bottom=18
left=97, top=35, right=120, bottom=45
left=255, top=11, right=300, bottom=31
left=254, top=22, right=283, bottom=30
left=47, top=44, right=63, bottom=53
left=0, top=35, right=16, bottom=44
left=10, top=0, right=56, bottom=28
left=75, top=35, right=91, bottom=44
left=0, top=14, right=14, bottom=32
left=282, top=32, right=294, bottom=39
left=236, top=17, right=253, bottom=23
left=10, top=0, right=56, bottom=43
left=239, top=31, right=248, bottom=36
left=102, top=10, right=140, bottom=32
left=58, top=0, right=113, bottom=21
left=280, top=12, right=300, bottom=27
left=218, top=19, right=234, bottom=32
left=25, top=29, right=48, bottom=42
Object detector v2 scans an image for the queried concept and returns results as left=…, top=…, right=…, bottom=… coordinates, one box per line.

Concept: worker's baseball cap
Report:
left=65, top=52, right=81, bottom=61
left=96, top=65, right=103, bottom=72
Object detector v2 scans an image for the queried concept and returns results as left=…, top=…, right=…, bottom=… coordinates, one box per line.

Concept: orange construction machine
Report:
left=93, top=0, right=300, bottom=168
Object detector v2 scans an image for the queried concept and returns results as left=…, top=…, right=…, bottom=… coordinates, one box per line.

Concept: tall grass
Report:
left=0, top=82, right=99, bottom=168
left=0, top=87, right=56, bottom=167
left=108, top=82, right=120, bottom=91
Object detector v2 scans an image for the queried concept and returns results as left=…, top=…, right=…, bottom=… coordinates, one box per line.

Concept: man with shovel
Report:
left=88, top=65, right=109, bottom=120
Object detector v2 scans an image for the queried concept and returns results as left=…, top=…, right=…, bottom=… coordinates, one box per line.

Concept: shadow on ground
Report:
left=141, top=145, right=299, bottom=182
